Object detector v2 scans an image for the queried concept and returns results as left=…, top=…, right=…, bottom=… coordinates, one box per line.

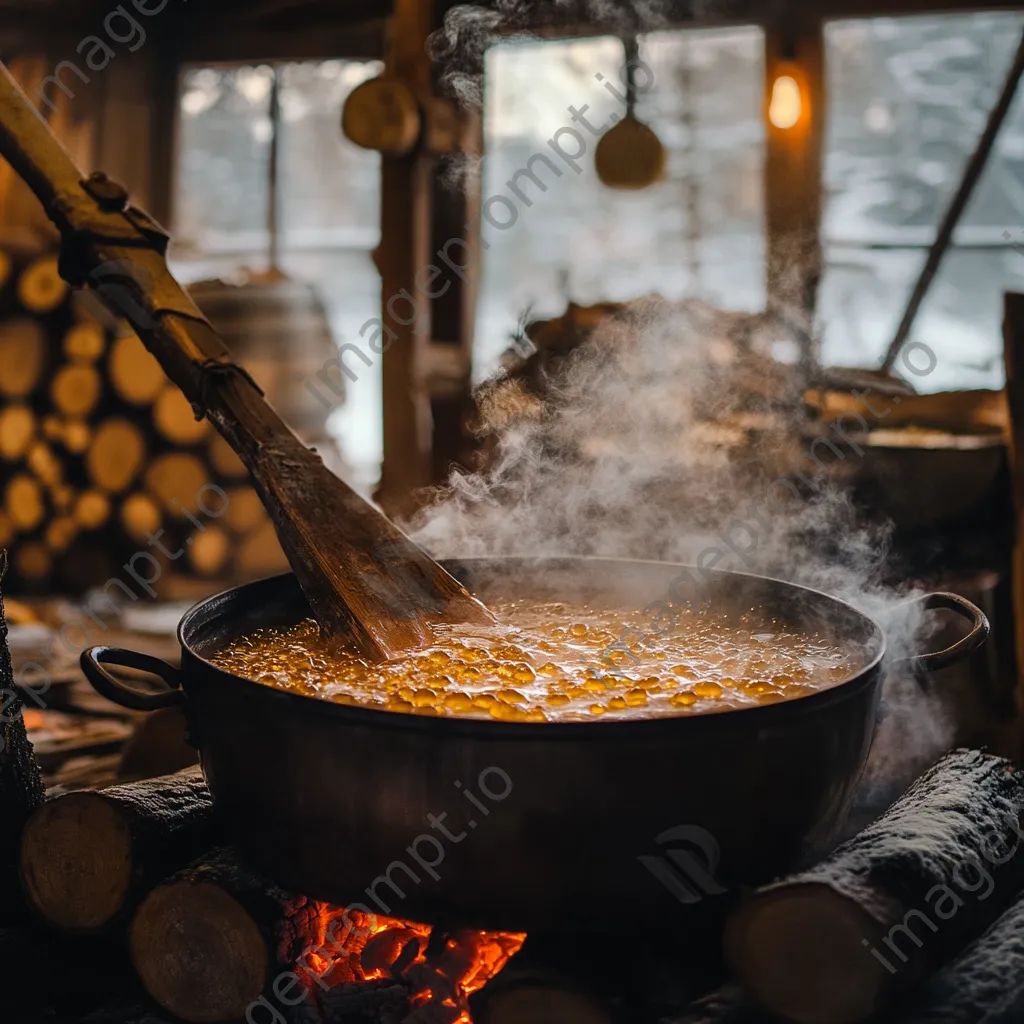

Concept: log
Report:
left=5, top=473, right=44, bottom=530
left=129, top=846, right=308, bottom=1022
left=120, top=493, right=162, bottom=543
left=188, top=525, right=230, bottom=577
left=13, top=541, right=50, bottom=581
left=0, top=550, right=45, bottom=915
left=27, top=439, right=62, bottom=487
left=18, top=253, right=66, bottom=312
left=0, top=317, right=44, bottom=397
left=0, top=403, right=35, bottom=460
left=74, top=490, right=111, bottom=530
left=87, top=419, right=146, bottom=494
left=145, top=452, right=209, bottom=516
left=64, top=320, right=106, bottom=362
left=109, top=331, right=166, bottom=405
left=19, top=766, right=215, bottom=934
left=63, top=417, right=91, bottom=454
left=898, top=887, right=1024, bottom=1024
left=51, top=362, right=102, bottom=417
left=153, top=385, right=210, bottom=444
left=130, top=847, right=523, bottom=1024
left=725, top=750, right=1024, bottom=1024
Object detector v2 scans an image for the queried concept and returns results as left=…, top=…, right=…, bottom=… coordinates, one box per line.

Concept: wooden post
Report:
left=375, top=0, right=437, bottom=517
left=1002, top=292, right=1024, bottom=743
left=764, top=16, right=826, bottom=343
left=426, top=103, right=482, bottom=485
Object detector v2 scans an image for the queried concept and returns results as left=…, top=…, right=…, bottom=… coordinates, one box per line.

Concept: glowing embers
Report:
left=287, top=906, right=524, bottom=1024
left=212, top=599, right=858, bottom=722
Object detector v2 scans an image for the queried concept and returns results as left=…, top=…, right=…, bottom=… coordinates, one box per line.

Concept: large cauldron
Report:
left=81, top=558, right=987, bottom=931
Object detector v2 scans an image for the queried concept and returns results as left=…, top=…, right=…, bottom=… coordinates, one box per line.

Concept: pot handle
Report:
left=892, top=592, right=990, bottom=674
left=80, top=646, right=185, bottom=711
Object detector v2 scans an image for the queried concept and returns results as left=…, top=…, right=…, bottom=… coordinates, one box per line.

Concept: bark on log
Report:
left=0, top=550, right=45, bottom=917
left=899, top=886, right=1024, bottom=1024
left=19, top=765, right=215, bottom=933
left=725, top=749, right=1024, bottom=1024
left=129, top=846, right=312, bottom=1023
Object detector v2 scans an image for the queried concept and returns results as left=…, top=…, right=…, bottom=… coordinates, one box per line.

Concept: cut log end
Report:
left=725, top=883, right=891, bottom=1024
left=131, top=881, right=268, bottom=1023
left=20, top=793, right=134, bottom=932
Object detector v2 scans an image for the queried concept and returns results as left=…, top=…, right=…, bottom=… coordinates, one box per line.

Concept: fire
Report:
left=278, top=901, right=525, bottom=1023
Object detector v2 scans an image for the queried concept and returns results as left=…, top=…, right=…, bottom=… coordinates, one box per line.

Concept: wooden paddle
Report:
left=0, top=62, right=493, bottom=662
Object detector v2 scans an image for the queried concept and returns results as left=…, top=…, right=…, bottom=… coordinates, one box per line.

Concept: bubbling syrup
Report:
left=211, top=600, right=860, bottom=722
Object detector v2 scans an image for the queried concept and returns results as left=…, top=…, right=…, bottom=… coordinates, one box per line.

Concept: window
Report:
left=172, top=60, right=384, bottom=484
left=821, top=13, right=1024, bottom=390
left=477, top=27, right=766, bottom=376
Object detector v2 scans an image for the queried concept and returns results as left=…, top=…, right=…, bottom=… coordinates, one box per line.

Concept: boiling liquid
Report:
left=211, top=600, right=859, bottom=723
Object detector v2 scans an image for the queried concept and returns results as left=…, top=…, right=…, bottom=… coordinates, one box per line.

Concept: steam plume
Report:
left=429, top=0, right=669, bottom=108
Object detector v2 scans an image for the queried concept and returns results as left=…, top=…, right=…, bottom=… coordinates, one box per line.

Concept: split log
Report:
left=19, top=766, right=216, bottom=934
left=0, top=550, right=45, bottom=917
left=725, top=749, right=1024, bottom=1024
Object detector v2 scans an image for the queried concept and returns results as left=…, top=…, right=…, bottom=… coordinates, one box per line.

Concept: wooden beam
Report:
left=763, top=15, right=826, bottom=332
left=375, top=0, right=437, bottom=515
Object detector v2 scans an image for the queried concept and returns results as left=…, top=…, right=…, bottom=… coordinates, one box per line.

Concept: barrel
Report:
left=186, top=274, right=340, bottom=440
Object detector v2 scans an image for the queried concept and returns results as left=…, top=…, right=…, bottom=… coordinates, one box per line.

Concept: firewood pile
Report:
left=5, top=551, right=1024, bottom=1023
left=0, top=236, right=290, bottom=597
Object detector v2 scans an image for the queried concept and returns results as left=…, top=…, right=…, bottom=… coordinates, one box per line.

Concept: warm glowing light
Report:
left=769, top=75, right=802, bottom=129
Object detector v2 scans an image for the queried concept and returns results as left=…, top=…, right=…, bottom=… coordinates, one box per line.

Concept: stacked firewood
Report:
left=0, top=237, right=288, bottom=597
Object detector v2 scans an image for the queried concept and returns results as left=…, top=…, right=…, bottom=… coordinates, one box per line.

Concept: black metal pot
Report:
left=80, top=558, right=987, bottom=932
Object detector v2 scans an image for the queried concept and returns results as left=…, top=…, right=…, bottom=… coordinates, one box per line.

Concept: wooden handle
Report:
left=0, top=59, right=494, bottom=659
left=0, top=63, right=83, bottom=209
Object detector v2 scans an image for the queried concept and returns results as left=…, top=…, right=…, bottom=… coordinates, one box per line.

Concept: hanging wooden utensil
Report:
left=0, top=62, right=493, bottom=662
left=595, top=35, right=666, bottom=191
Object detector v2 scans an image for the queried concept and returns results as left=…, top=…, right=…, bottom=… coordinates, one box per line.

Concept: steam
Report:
left=411, top=297, right=901, bottom=621
left=429, top=0, right=669, bottom=108
left=406, top=298, right=955, bottom=794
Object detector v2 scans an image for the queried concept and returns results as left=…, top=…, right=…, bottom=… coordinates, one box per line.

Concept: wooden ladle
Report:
left=595, top=35, right=667, bottom=191
left=0, top=63, right=494, bottom=662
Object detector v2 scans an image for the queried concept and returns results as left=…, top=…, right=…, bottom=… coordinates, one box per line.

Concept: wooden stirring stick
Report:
left=0, top=62, right=493, bottom=661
